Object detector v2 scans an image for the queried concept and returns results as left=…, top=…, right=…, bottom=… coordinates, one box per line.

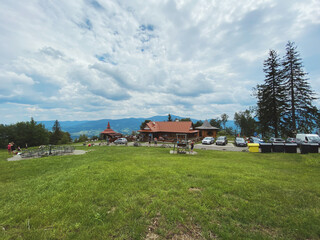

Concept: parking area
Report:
left=195, top=143, right=248, bottom=152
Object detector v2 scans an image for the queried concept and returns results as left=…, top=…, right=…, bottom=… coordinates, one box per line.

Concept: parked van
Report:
left=296, top=134, right=320, bottom=145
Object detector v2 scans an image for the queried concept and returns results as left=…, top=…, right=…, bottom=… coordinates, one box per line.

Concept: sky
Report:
left=0, top=0, right=320, bottom=124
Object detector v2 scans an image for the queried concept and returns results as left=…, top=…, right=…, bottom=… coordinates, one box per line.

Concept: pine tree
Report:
left=50, top=120, right=63, bottom=145
left=282, top=41, right=318, bottom=134
left=255, top=50, right=287, bottom=137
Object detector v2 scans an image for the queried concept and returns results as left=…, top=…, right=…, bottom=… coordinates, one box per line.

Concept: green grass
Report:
left=0, top=146, right=319, bottom=239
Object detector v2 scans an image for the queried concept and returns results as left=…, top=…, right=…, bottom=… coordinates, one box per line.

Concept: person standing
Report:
left=190, top=140, right=194, bottom=153
left=154, top=137, right=157, bottom=147
left=148, top=136, right=151, bottom=147
left=7, top=143, right=12, bottom=154
left=11, top=142, right=16, bottom=154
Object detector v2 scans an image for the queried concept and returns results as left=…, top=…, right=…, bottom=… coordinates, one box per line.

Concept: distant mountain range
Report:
left=38, top=115, right=236, bottom=139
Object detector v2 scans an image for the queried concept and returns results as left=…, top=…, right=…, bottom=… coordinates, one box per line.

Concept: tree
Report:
left=78, top=134, right=88, bottom=142
left=234, top=109, right=257, bottom=136
left=255, top=49, right=287, bottom=137
left=282, top=41, right=318, bottom=134
left=180, top=118, right=191, bottom=122
left=210, top=118, right=222, bottom=129
left=59, top=132, right=72, bottom=144
left=140, top=120, right=151, bottom=130
left=168, top=114, right=172, bottom=122
left=0, top=118, right=49, bottom=148
left=193, top=120, right=203, bottom=128
left=50, top=120, right=63, bottom=145
left=221, top=113, right=229, bottom=130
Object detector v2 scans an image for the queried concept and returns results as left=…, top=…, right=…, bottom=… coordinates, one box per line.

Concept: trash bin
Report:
left=309, top=143, right=319, bottom=153
left=260, top=143, right=272, bottom=153
left=284, top=143, right=297, bottom=153
left=300, top=143, right=310, bottom=154
left=248, top=143, right=259, bottom=153
left=272, top=143, right=285, bottom=153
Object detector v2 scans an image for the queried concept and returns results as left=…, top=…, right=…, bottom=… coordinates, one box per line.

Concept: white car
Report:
left=114, top=138, right=128, bottom=144
left=202, top=137, right=215, bottom=145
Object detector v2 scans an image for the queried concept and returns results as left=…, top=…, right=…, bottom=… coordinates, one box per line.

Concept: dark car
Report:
left=249, top=137, right=264, bottom=143
left=216, top=136, right=228, bottom=145
left=235, top=137, right=247, bottom=147
left=269, top=137, right=285, bottom=143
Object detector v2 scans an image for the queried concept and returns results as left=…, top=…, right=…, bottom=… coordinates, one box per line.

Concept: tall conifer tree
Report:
left=282, top=41, right=318, bottom=134
left=256, top=50, right=286, bottom=137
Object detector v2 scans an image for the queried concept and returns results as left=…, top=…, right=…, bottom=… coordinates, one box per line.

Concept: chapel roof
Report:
left=195, top=120, right=219, bottom=130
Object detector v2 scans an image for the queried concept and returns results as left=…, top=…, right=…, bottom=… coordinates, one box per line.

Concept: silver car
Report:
left=114, top=138, right=128, bottom=144
left=202, top=137, right=215, bottom=145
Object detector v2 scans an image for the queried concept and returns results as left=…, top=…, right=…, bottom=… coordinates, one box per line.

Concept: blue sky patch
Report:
left=95, top=53, right=117, bottom=65
left=139, top=24, right=154, bottom=32
left=90, top=0, right=104, bottom=10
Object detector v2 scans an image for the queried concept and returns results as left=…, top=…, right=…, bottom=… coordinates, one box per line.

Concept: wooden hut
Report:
left=195, top=120, right=219, bottom=138
left=100, top=122, right=122, bottom=141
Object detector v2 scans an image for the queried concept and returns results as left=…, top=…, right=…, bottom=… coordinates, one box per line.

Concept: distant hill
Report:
left=38, top=115, right=236, bottom=139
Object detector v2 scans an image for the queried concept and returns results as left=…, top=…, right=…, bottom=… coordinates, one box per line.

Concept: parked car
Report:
left=216, top=136, right=228, bottom=145
left=286, top=138, right=297, bottom=143
left=235, top=137, right=247, bottom=147
left=269, top=137, right=285, bottom=143
left=114, top=138, right=128, bottom=144
left=202, top=137, right=215, bottom=145
left=248, top=137, right=264, bottom=143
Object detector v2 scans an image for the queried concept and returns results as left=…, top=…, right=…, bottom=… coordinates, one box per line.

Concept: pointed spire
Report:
left=107, top=122, right=111, bottom=129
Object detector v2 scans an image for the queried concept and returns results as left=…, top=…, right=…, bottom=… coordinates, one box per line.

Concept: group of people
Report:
left=7, top=142, right=22, bottom=154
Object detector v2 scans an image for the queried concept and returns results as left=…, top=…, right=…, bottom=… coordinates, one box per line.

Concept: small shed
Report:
left=195, top=120, right=219, bottom=138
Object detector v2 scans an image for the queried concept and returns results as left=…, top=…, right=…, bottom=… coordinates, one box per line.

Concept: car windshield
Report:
left=275, top=138, right=284, bottom=141
left=309, top=136, right=320, bottom=140
left=236, top=138, right=245, bottom=142
left=204, top=137, right=211, bottom=140
left=217, top=137, right=224, bottom=140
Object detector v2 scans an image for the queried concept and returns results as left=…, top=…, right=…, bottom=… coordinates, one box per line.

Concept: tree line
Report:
left=0, top=118, right=72, bottom=149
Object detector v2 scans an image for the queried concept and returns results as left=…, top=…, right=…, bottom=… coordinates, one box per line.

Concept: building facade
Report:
left=138, top=121, right=199, bottom=141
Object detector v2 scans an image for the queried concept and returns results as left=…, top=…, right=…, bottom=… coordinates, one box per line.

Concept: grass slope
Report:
left=0, top=147, right=319, bottom=239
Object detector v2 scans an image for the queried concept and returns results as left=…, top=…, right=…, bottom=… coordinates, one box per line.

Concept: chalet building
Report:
left=100, top=122, right=122, bottom=141
left=138, top=121, right=199, bottom=140
left=195, top=120, right=219, bottom=138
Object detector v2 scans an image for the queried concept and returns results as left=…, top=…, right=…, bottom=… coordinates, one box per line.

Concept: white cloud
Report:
left=0, top=0, right=319, bottom=124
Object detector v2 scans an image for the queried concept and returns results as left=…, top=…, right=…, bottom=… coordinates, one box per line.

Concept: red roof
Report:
left=138, top=121, right=198, bottom=133
left=100, top=122, right=121, bottom=135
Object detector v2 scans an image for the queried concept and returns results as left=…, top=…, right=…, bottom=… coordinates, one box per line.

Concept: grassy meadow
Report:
left=0, top=146, right=319, bottom=239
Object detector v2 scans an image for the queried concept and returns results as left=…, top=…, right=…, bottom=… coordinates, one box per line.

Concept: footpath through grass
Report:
left=0, top=146, right=319, bottom=239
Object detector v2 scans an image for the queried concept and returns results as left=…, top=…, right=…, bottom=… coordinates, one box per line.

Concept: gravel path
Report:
left=7, top=150, right=87, bottom=161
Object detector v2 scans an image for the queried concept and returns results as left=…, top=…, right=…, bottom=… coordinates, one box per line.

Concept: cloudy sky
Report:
left=1, top=0, right=319, bottom=124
